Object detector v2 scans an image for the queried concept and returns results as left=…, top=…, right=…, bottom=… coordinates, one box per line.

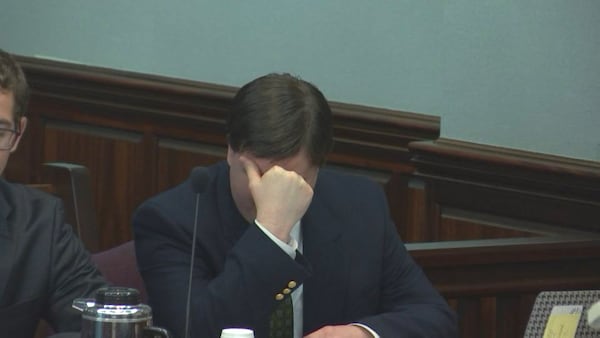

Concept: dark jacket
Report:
left=0, top=178, right=107, bottom=338
left=133, top=161, right=457, bottom=338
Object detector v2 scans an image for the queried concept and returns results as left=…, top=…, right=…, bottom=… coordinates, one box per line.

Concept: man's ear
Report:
left=226, top=145, right=234, bottom=166
left=10, top=116, right=27, bottom=153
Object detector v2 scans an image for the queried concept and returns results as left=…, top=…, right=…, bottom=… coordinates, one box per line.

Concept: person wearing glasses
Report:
left=0, top=49, right=107, bottom=338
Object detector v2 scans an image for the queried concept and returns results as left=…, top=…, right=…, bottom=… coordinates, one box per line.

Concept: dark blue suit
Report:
left=0, top=178, right=106, bottom=338
left=133, top=161, right=457, bottom=338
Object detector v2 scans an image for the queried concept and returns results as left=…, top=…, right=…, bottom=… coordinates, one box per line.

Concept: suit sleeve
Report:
left=133, top=201, right=311, bottom=338
left=45, top=199, right=107, bottom=332
left=357, top=187, right=458, bottom=338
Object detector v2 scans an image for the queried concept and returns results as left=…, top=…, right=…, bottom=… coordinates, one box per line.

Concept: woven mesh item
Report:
left=524, top=290, right=600, bottom=337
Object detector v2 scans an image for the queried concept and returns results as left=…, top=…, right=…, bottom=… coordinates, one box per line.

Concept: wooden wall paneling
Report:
left=456, top=297, right=483, bottom=338
left=495, top=293, right=537, bottom=338
left=410, top=138, right=600, bottom=238
left=438, top=208, right=543, bottom=241
left=156, top=138, right=227, bottom=191
left=425, top=181, right=442, bottom=242
left=409, top=237, right=600, bottom=338
left=480, top=296, right=497, bottom=338
left=11, top=54, right=441, bottom=248
left=41, top=119, right=148, bottom=249
left=456, top=294, right=535, bottom=338
left=433, top=178, right=599, bottom=234
left=328, top=101, right=439, bottom=172
left=398, top=176, right=430, bottom=242
left=383, top=174, right=412, bottom=241
left=324, top=104, right=440, bottom=237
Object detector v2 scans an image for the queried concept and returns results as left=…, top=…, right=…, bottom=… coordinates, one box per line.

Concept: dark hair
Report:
left=0, top=49, right=29, bottom=127
left=226, top=73, right=333, bottom=166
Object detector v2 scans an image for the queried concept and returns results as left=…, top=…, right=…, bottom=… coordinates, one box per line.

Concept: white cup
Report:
left=220, top=328, right=255, bottom=338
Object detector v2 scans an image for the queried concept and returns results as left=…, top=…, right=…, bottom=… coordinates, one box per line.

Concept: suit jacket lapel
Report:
left=302, top=194, right=347, bottom=334
left=0, top=187, right=15, bottom=304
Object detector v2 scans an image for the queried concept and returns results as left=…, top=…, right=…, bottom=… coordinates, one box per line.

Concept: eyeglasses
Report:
left=0, top=127, right=20, bottom=150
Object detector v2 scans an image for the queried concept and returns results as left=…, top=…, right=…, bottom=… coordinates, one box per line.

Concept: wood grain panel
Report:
left=409, top=237, right=600, bottom=338
left=438, top=208, right=545, bottom=241
left=439, top=216, right=538, bottom=241
left=398, top=177, right=430, bottom=241
left=6, top=55, right=440, bottom=248
left=42, top=120, right=147, bottom=247
left=410, top=138, right=600, bottom=238
left=156, top=138, right=227, bottom=191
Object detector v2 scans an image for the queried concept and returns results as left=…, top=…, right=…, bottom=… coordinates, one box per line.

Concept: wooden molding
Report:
left=410, top=138, right=600, bottom=236
left=410, top=138, right=600, bottom=194
left=8, top=55, right=441, bottom=247
left=408, top=236, right=600, bottom=337
left=17, top=55, right=440, bottom=173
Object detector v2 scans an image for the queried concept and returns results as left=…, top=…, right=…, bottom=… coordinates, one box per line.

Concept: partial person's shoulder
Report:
left=318, top=167, right=380, bottom=191
left=312, top=168, right=390, bottom=225
left=0, top=178, right=65, bottom=239
left=316, top=168, right=384, bottom=203
left=0, top=178, right=61, bottom=208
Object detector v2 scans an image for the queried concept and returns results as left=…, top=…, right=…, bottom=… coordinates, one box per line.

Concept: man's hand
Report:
left=241, top=156, right=313, bottom=243
left=304, top=325, right=373, bottom=338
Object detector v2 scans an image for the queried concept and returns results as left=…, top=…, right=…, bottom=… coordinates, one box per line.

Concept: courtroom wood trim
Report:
left=408, top=237, right=600, bottom=337
left=8, top=54, right=441, bottom=247
left=409, top=138, right=600, bottom=236
left=16, top=54, right=440, bottom=173
left=410, top=138, right=600, bottom=198
left=408, top=236, right=600, bottom=266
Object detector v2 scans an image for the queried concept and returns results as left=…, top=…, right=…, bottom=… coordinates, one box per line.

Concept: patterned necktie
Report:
left=269, top=295, right=294, bottom=338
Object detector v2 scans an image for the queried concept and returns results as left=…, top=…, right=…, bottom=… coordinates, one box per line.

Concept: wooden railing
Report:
left=409, top=236, right=600, bottom=337
left=406, top=139, right=600, bottom=336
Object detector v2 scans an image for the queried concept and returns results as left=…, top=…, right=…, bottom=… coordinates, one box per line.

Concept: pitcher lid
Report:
left=96, top=287, right=140, bottom=306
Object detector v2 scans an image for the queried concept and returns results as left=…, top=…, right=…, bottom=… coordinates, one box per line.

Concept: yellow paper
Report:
left=542, top=305, right=583, bottom=338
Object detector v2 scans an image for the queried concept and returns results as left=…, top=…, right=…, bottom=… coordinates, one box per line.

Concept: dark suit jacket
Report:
left=133, top=161, right=457, bottom=338
left=0, top=178, right=107, bottom=338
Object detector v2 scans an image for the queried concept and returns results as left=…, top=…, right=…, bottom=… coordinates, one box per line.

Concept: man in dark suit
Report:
left=133, top=73, right=457, bottom=338
left=0, top=49, right=107, bottom=338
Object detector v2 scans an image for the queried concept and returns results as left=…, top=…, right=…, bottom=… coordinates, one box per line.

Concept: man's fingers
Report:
left=239, top=156, right=261, bottom=185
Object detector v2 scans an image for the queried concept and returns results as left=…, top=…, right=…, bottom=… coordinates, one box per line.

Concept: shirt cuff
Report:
left=351, top=323, right=380, bottom=338
left=254, top=220, right=298, bottom=258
